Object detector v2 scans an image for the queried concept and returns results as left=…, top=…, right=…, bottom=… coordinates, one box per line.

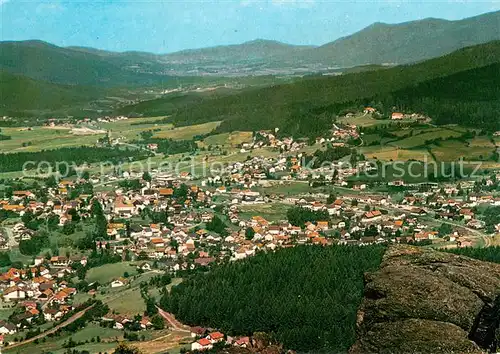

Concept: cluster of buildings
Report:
left=0, top=117, right=497, bottom=350
left=0, top=263, right=80, bottom=334
left=190, top=329, right=251, bottom=351
left=239, top=131, right=305, bottom=153
left=1, top=155, right=499, bottom=270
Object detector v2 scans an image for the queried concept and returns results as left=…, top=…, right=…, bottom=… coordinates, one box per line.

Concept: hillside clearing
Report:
left=153, top=121, right=221, bottom=140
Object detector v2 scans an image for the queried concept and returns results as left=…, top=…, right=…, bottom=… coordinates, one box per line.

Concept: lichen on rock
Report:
left=351, top=245, right=500, bottom=353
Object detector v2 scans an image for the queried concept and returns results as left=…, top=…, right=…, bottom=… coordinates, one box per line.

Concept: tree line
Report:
left=0, top=146, right=152, bottom=173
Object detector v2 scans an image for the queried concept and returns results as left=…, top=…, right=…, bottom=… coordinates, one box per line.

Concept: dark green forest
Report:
left=160, top=245, right=386, bottom=352
left=445, top=246, right=500, bottom=264
left=286, top=207, right=330, bottom=227
left=331, top=63, right=500, bottom=131
left=0, top=71, right=104, bottom=116
left=135, top=134, right=198, bottom=155
left=0, top=146, right=152, bottom=173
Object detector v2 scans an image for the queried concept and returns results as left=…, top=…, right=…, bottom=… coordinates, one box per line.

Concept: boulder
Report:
left=351, top=245, right=500, bottom=353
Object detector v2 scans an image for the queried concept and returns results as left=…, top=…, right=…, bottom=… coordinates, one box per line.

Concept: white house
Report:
left=3, top=287, right=26, bottom=302
left=110, top=278, right=127, bottom=288
left=191, top=338, right=213, bottom=351
left=0, top=321, right=16, bottom=335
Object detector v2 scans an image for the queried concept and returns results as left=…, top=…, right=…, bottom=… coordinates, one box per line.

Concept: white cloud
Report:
left=0, top=0, right=11, bottom=6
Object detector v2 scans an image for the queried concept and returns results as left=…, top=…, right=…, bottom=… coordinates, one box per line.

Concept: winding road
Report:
left=5, top=304, right=95, bottom=350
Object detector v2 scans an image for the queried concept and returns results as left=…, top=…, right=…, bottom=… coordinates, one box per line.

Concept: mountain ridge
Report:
left=307, top=10, right=500, bottom=66
left=0, top=40, right=173, bottom=87
left=161, top=38, right=316, bottom=63
left=1, top=10, right=498, bottom=80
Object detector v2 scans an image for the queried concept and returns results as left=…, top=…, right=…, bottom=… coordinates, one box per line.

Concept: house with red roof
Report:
left=191, top=337, right=213, bottom=351
left=208, top=331, right=225, bottom=343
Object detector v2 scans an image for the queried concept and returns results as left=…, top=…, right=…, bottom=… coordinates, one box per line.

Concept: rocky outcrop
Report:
left=351, top=245, right=500, bottom=354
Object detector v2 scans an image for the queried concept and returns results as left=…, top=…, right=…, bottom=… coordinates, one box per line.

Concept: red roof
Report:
left=209, top=331, right=224, bottom=340
left=198, top=338, right=211, bottom=346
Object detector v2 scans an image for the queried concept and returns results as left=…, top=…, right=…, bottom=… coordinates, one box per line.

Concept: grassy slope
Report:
left=85, top=262, right=138, bottom=284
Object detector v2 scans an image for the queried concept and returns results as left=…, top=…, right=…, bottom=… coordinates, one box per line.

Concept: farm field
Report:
left=468, top=136, right=497, bottom=147
left=338, top=114, right=380, bottom=127
left=430, top=140, right=496, bottom=161
left=3, top=323, right=123, bottom=354
left=5, top=339, right=119, bottom=354
left=0, top=116, right=215, bottom=155
left=0, top=117, right=169, bottom=154
left=153, top=121, right=221, bottom=140
left=0, top=126, right=103, bottom=153
left=59, top=323, right=122, bottom=343
left=387, top=128, right=463, bottom=149
left=361, top=146, right=432, bottom=161
left=105, top=286, right=146, bottom=315
left=99, top=116, right=172, bottom=141
left=339, top=113, right=419, bottom=128
left=390, top=128, right=414, bottom=137
left=134, top=331, right=191, bottom=354
left=361, top=133, right=383, bottom=145
left=199, top=131, right=253, bottom=148
left=43, top=328, right=182, bottom=354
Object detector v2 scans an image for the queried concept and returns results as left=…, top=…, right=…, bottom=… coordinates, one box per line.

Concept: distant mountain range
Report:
left=161, top=39, right=314, bottom=63
left=2, top=39, right=499, bottom=130
left=160, top=10, right=500, bottom=67
left=304, top=10, right=500, bottom=66
left=0, top=10, right=498, bottom=84
left=118, top=41, right=500, bottom=132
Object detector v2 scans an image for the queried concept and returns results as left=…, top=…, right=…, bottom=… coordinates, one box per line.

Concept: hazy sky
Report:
left=1, top=0, right=499, bottom=53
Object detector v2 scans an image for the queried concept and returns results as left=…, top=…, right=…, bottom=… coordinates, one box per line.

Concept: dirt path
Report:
left=0, top=226, right=17, bottom=249
left=5, top=304, right=95, bottom=350
left=156, top=306, right=190, bottom=333
left=135, top=331, right=191, bottom=354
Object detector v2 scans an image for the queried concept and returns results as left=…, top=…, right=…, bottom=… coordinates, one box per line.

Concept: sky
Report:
left=1, top=0, right=499, bottom=53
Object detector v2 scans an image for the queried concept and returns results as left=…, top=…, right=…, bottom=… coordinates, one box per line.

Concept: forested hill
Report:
left=364, top=63, right=500, bottom=130
left=160, top=245, right=386, bottom=352
left=0, top=71, right=104, bottom=116
left=162, top=39, right=315, bottom=63
left=304, top=10, right=500, bottom=66
left=0, top=40, right=171, bottom=87
left=118, top=41, right=500, bottom=135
